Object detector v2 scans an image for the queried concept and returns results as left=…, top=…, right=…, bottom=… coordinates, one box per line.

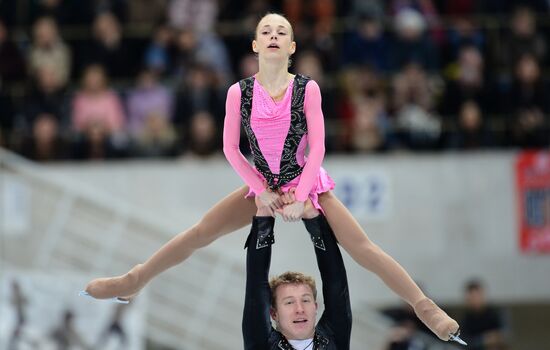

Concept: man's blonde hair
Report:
left=269, top=271, right=317, bottom=308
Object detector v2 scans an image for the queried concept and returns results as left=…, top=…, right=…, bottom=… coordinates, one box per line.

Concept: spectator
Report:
left=92, top=0, right=128, bottom=23
left=172, top=28, right=233, bottom=85
left=383, top=303, right=430, bottom=350
left=127, top=68, right=177, bottom=157
left=0, top=19, right=26, bottom=82
left=388, top=0, right=445, bottom=45
left=238, top=53, right=259, bottom=79
left=144, top=24, right=175, bottom=76
left=440, top=45, right=497, bottom=117
left=28, top=0, right=87, bottom=25
left=348, top=98, right=389, bottom=152
left=72, top=64, right=125, bottom=134
left=443, top=17, right=485, bottom=66
left=173, top=63, right=223, bottom=132
left=23, top=66, right=69, bottom=133
left=19, top=112, right=69, bottom=161
left=168, top=0, right=218, bottom=33
left=338, top=66, right=389, bottom=151
left=340, top=12, right=389, bottom=72
left=28, top=16, right=71, bottom=87
left=294, top=50, right=336, bottom=120
left=71, top=64, right=127, bottom=160
left=50, top=310, right=90, bottom=350
left=185, top=111, right=219, bottom=157
left=127, top=0, right=168, bottom=24
left=85, top=12, right=136, bottom=79
left=7, top=280, right=28, bottom=350
left=127, top=68, right=173, bottom=135
left=95, top=304, right=129, bottom=348
left=392, top=63, right=441, bottom=149
left=499, top=5, right=547, bottom=70
left=446, top=100, right=495, bottom=150
left=390, top=9, right=439, bottom=72
left=460, top=280, right=508, bottom=350
left=505, top=54, right=549, bottom=148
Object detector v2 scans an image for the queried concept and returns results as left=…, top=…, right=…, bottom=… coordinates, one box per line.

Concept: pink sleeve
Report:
left=222, top=83, right=267, bottom=195
left=294, top=80, right=326, bottom=202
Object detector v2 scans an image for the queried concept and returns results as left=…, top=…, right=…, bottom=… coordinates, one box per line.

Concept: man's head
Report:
left=464, top=279, right=487, bottom=311
left=269, top=272, right=318, bottom=340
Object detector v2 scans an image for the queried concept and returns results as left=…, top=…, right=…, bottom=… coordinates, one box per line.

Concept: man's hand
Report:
left=257, top=189, right=283, bottom=211
left=279, top=200, right=305, bottom=222
left=255, top=195, right=275, bottom=217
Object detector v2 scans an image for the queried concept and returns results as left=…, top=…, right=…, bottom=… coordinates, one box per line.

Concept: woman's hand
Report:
left=279, top=188, right=296, bottom=206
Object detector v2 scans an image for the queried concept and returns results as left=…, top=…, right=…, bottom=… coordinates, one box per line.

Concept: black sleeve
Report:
left=303, top=215, right=352, bottom=349
left=242, top=216, right=275, bottom=350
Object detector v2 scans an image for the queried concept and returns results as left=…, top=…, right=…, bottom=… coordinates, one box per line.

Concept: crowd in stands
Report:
left=0, top=0, right=549, bottom=161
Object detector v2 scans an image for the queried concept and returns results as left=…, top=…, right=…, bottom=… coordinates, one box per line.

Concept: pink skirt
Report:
left=245, top=166, right=335, bottom=213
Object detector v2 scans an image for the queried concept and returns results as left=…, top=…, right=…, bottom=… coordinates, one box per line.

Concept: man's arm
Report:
left=242, top=216, right=275, bottom=350
left=303, top=214, right=352, bottom=348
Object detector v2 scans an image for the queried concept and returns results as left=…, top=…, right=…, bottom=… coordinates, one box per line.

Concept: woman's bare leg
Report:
left=318, top=191, right=459, bottom=340
left=85, top=186, right=256, bottom=299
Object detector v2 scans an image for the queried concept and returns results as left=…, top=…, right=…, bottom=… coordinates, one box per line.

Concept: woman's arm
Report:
left=295, top=80, right=326, bottom=202
left=222, top=83, right=267, bottom=195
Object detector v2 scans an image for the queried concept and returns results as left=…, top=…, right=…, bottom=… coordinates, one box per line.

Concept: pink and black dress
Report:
left=223, top=74, right=334, bottom=210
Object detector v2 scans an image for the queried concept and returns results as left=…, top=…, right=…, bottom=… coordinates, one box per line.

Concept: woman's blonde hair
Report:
left=255, top=12, right=295, bottom=41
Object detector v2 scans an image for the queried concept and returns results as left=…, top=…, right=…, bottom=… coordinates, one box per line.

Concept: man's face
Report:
left=271, top=283, right=317, bottom=340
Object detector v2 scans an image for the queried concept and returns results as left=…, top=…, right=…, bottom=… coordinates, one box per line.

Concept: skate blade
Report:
left=78, top=290, right=130, bottom=304
left=449, top=333, right=467, bottom=346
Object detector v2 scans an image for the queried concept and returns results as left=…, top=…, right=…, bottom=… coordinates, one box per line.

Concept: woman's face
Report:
left=252, top=14, right=295, bottom=61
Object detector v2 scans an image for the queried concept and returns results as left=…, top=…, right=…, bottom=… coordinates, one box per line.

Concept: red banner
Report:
left=516, top=151, right=550, bottom=253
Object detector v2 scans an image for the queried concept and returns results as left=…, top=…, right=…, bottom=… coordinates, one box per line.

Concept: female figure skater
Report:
left=85, top=13, right=462, bottom=343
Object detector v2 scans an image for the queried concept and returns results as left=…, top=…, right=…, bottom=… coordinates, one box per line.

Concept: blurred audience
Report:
left=71, top=64, right=126, bottom=160
left=390, top=8, right=439, bottom=72
left=28, top=16, right=71, bottom=87
left=127, top=68, right=177, bottom=158
left=144, top=24, right=175, bottom=77
left=392, top=63, right=441, bottom=150
left=499, top=5, right=547, bottom=71
left=8, top=280, right=28, bottom=350
left=446, top=100, right=495, bottom=149
left=85, top=12, right=136, bottom=79
left=127, top=0, right=168, bottom=25
left=185, top=111, right=220, bottom=157
left=168, top=0, right=219, bottom=33
left=440, top=45, right=497, bottom=117
left=382, top=301, right=431, bottom=350
left=505, top=53, right=549, bottom=148
left=0, top=19, right=26, bottom=83
left=95, top=304, right=129, bottom=348
left=460, top=279, right=508, bottom=350
left=0, top=0, right=549, bottom=161
left=173, top=63, right=223, bottom=132
left=50, top=310, right=91, bottom=350
left=341, top=11, right=389, bottom=72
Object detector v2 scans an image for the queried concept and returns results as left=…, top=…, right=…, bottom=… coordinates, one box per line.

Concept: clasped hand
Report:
left=256, top=187, right=305, bottom=222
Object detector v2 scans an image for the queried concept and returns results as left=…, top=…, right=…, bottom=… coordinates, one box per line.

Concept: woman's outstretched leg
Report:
left=85, top=186, right=256, bottom=299
left=318, top=191, right=459, bottom=341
